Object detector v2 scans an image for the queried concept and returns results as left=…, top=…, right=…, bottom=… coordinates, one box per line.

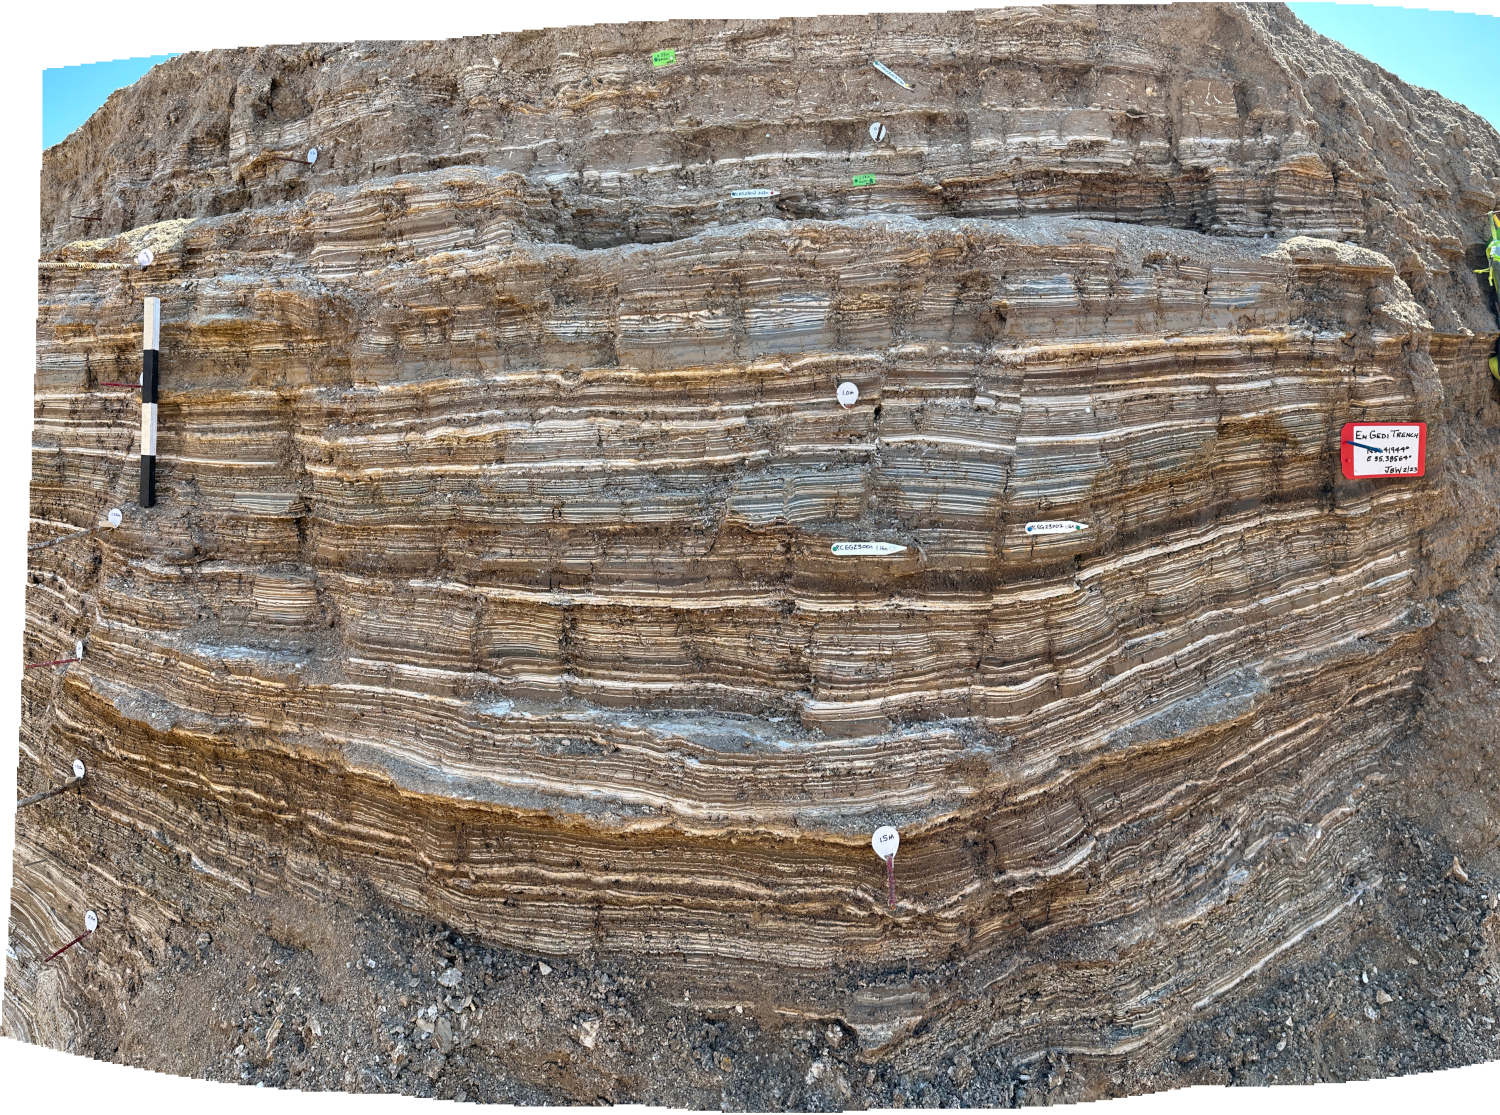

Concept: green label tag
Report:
left=652, top=48, right=676, bottom=67
left=852, top=174, right=876, bottom=187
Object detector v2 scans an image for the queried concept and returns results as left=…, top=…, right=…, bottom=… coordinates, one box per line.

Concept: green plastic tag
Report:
left=652, top=48, right=676, bottom=67
left=852, top=174, right=876, bottom=187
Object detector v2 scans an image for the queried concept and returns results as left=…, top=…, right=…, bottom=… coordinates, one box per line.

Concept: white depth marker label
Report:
left=73, top=759, right=86, bottom=780
left=836, top=381, right=860, bottom=408
left=1025, top=520, right=1089, bottom=535
left=84, top=911, right=98, bottom=933
left=872, top=826, right=899, bottom=858
left=731, top=189, right=774, bottom=198
left=872, top=60, right=912, bottom=89
left=831, top=542, right=907, bottom=556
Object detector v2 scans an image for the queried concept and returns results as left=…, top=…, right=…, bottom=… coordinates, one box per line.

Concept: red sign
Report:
left=1340, top=422, right=1425, bottom=479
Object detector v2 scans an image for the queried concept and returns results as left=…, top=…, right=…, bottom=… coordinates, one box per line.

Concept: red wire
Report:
left=25, top=657, right=81, bottom=669
left=44, top=930, right=92, bottom=963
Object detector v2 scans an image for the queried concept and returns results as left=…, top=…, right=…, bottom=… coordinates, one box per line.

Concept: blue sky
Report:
left=37, top=6, right=1500, bottom=148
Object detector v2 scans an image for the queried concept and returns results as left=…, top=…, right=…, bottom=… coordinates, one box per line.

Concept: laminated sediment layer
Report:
left=15, top=1, right=1500, bottom=1068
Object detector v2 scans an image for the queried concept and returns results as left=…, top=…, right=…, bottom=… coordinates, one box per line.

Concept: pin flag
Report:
left=25, top=640, right=84, bottom=669
left=45, top=911, right=97, bottom=963
left=831, top=541, right=907, bottom=556
left=731, top=189, right=774, bottom=199
left=136, top=248, right=153, bottom=269
left=15, top=760, right=87, bottom=808
left=869, top=121, right=888, bottom=142
left=872, top=826, right=900, bottom=908
left=26, top=507, right=123, bottom=553
left=871, top=60, right=912, bottom=90
left=836, top=381, right=860, bottom=408
left=1024, top=520, right=1089, bottom=535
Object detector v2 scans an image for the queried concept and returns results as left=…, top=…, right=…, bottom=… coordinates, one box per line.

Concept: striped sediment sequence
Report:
left=16, top=3, right=1500, bottom=1071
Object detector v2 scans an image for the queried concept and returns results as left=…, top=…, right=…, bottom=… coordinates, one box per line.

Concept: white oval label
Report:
left=836, top=382, right=860, bottom=408
left=108, top=508, right=123, bottom=527
left=869, top=121, right=888, bottom=142
left=872, top=826, right=900, bottom=858
left=731, top=189, right=773, bottom=198
left=1024, top=520, right=1088, bottom=535
left=73, top=759, right=86, bottom=780
left=307, top=147, right=319, bottom=164
left=75, top=640, right=84, bottom=659
left=137, top=249, right=154, bottom=268
left=84, top=910, right=98, bottom=933
left=831, top=542, right=906, bottom=556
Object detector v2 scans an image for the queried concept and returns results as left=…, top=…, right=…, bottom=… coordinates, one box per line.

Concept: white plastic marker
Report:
left=136, top=248, right=154, bottom=269
left=72, top=759, right=86, bottom=780
left=871, top=60, right=912, bottom=90
left=869, top=121, right=888, bottom=142
left=1024, top=520, right=1089, bottom=536
left=731, top=189, right=774, bottom=199
left=836, top=381, right=860, bottom=408
left=74, top=640, right=84, bottom=659
left=872, top=826, right=899, bottom=908
left=85, top=911, right=98, bottom=933
left=307, top=147, right=319, bottom=165
left=831, top=541, right=907, bottom=557
left=108, top=508, right=123, bottom=528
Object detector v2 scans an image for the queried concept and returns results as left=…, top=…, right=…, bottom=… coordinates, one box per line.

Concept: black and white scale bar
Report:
left=141, top=297, right=159, bottom=507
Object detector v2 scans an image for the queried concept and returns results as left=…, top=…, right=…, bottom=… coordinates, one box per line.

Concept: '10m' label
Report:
left=1340, top=422, right=1426, bottom=479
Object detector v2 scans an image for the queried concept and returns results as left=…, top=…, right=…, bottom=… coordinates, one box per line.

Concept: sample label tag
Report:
left=84, top=911, right=98, bottom=933
left=831, top=542, right=907, bottom=556
left=731, top=189, right=773, bottom=198
left=108, top=508, right=123, bottom=527
left=74, top=640, right=84, bottom=659
left=136, top=249, right=154, bottom=268
left=869, top=121, right=888, bottom=142
left=1025, top=520, right=1089, bottom=535
left=652, top=48, right=676, bottom=67
left=73, top=759, right=86, bottom=779
left=852, top=174, right=876, bottom=187
left=871, top=60, right=912, bottom=89
left=307, top=147, right=318, bottom=164
left=836, top=381, right=860, bottom=407
left=1340, top=422, right=1426, bottom=479
left=872, top=826, right=900, bottom=858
